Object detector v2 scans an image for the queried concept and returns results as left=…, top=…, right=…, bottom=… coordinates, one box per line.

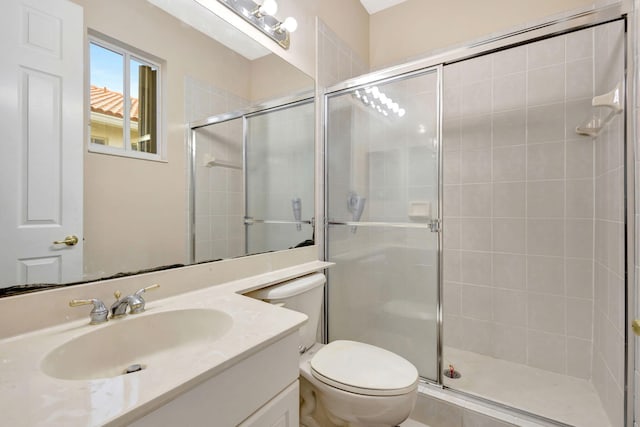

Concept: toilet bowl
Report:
left=247, top=273, right=418, bottom=427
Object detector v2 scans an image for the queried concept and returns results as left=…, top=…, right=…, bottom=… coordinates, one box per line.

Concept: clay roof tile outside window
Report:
left=90, top=85, right=139, bottom=122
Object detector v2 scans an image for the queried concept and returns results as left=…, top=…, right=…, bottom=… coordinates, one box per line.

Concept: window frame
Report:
left=88, top=33, right=165, bottom=162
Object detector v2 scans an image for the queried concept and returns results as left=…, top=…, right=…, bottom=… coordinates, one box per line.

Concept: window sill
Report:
left=88, top=144, right=167, bottom=163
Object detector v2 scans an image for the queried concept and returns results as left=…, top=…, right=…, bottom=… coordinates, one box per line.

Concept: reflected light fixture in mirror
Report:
left=214, top=0, right=297, bottom=49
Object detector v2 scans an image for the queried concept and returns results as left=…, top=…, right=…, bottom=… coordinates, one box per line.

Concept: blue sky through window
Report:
left=90, top=43, right=141, bottom=97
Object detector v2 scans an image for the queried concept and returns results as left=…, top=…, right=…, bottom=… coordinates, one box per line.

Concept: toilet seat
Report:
left=310, top=340, right=418, bottom=397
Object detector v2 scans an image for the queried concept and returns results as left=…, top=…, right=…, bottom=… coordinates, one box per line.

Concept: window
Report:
left=89, top=35, right=162, bottom=160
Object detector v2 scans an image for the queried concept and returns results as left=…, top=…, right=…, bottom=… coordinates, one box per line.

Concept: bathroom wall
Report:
left=79, top=0, right=253, bottom=278
left=591, top=20, right=626, bottom=427
left=368, top=0, right=619, bottom=69
left=442, top=29, right=597, bottom=379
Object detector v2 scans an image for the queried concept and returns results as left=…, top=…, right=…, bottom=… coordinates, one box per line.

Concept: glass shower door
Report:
left=325, top=67, right=441, bottom=381
left=245, top=99, right=315, bottom=254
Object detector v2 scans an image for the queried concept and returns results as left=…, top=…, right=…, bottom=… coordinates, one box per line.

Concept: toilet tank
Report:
left=246, top=273, right=325, bottom=353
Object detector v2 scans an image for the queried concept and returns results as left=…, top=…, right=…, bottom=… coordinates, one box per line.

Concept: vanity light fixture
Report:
left=216, top=0, right=297, bottom=49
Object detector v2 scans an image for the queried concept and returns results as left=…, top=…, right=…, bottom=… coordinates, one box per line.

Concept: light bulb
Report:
left=391, top=103, right=399, bottom=113
left=371, top=86, right=380, bottom=98
left=355, top=90, right=361, bottom=98
left=362, top=95, right=368, bottom=104
left=379, top=93, right=388, bottom=103
left=364, top=87, right=372, bottom=93
left=260, top=0, right=278, bottom=15
left=253, top=0, right=278, bottom=17
left=281, top=17, right=298, bottom=33
left=398, top=108, right=406, bottom=117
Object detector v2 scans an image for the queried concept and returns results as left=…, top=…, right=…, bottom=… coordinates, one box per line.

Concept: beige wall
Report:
left=250, top=54, right=314, bottom=102
left=369, top=0, right=597, bottom=68
left=76, top=0, right=252, bottom=278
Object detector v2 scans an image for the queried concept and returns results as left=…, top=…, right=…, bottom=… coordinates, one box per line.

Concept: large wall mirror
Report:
left=0, top=0, right=314, bottom=294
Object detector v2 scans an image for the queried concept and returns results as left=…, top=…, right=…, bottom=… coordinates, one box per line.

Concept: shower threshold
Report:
left=442, top=347, right=611, bottom=427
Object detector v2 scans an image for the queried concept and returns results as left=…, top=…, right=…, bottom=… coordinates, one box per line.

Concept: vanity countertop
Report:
left=0, top=261, right=331, bottom=426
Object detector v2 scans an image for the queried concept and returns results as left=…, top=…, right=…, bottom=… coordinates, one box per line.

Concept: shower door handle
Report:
left=632, top=319, right=640, bottom=336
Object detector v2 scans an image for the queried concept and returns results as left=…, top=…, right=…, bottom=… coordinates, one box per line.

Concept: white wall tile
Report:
left=492, top=47, right=526, bottom=77
left=526, top=142, right=565, bottom=180
left=461, top=284, right=493, bottom=320
left=460, top=218, right=492, bottom=251
left=566, top=337, right=592, bottom=379
left=492, top=323, right=527, bottom=364
left=460, top=251, right=492, bottom=286
left=493, top=219, right=526, bottom=253
left=527, top=65, right=566, bottom=106
left=492, top=289, right=527, bottom=327
left=528, top=36, right=566, bottom=69
left=527, top=219, right=564, bottom=257
left=493, top=253, right=526, bottom=290
left=493, top=73, right=526, bottom=111
left=460, top=184, right=492, bottom=217
left=492, top=146, right=526, bottom=181
left=492, top=109, right=526, bottom=147
left=460, top=115, right=492, bottom=150
left=566, top=297, right=593, bottom=339
left=527, top=256, right=564, bottom=295
left=461, top=149, right=492, bottom=183
left=527, top=181, right=564, bottom=218
left=566, top=58, right=594, bottom=100
left=493, top=182, right=525, bottom=218
left=462, top=81, right=492, bottom=116
left=527, top=103, right=565, bottom=143
left=566, top=258, right=594, bottom=299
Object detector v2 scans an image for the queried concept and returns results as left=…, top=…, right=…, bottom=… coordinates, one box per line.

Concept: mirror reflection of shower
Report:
left=292, top=197, right=302, bottom=231
left=347, top=191, right=366, bottom=233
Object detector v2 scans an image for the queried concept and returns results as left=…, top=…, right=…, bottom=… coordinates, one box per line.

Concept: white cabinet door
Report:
left=239, top=381, right=299, bottom=427
left=0, top=0, right=84, bottom=287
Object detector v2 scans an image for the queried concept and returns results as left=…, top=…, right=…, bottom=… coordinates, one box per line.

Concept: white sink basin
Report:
left=41, top=308, right=233, bottom=380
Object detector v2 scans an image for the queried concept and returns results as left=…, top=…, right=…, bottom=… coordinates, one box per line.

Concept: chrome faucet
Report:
left=69, top=298, right=109, bottom=324
left=110, top=284, right=160, bottom=318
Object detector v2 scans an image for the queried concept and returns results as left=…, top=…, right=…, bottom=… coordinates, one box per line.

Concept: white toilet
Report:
left=247, top=273, right=418, bottom=427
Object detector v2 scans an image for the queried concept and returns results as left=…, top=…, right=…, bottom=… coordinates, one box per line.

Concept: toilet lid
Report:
left=310, top=340, right=418, bottom=396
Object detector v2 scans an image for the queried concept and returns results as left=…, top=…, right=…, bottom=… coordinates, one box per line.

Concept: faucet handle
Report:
left=129, top=284, right=160, bottom=314
left=135, top=283, right=160, bottom=296
left=69, top=299, right=108, bottom=325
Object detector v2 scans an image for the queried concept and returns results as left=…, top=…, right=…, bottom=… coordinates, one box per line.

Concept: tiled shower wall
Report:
left=443, top=29, right=598, bottom=378
left=592, top=20, right=625, bottom=427
left=186, top=76, right=248, bottom=261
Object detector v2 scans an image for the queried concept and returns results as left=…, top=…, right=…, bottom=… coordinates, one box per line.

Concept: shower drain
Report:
left=444, top=364, right=461, bottom=379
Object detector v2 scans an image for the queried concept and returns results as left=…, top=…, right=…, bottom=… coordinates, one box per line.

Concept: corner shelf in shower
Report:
left=575, top=82, right=623, bottom=137
left=203, top=155, right=242, bottom=170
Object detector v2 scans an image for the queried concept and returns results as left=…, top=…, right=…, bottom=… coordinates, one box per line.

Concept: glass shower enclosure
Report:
left=324, top=15, right=628, bottom=427
left=190, top=97, right=315, bottom=262
left=325, top=67, right=441, bottom=382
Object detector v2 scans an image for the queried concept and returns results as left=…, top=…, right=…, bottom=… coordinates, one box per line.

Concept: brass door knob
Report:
left=632, top=319, right=640, bottom=336
left=53, top=235, right=79, bottom=246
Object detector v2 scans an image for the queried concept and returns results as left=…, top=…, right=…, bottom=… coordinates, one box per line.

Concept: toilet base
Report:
left=299, top=344, right=417, bottom=427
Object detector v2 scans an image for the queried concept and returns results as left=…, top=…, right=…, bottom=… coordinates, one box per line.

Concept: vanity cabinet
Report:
left=239, top=380, right=299, bottom=427
left=129, top=332, right=300, bottom=427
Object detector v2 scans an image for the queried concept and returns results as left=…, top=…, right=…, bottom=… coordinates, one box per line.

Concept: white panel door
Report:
left=0, top=0, right=83, bottom=288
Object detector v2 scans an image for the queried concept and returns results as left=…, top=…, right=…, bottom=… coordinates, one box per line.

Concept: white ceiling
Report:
left=359, top=0, right=409, bottom=14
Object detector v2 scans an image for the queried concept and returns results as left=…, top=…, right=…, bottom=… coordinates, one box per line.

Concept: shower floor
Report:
left=443, top=347, right=611, bottom=427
